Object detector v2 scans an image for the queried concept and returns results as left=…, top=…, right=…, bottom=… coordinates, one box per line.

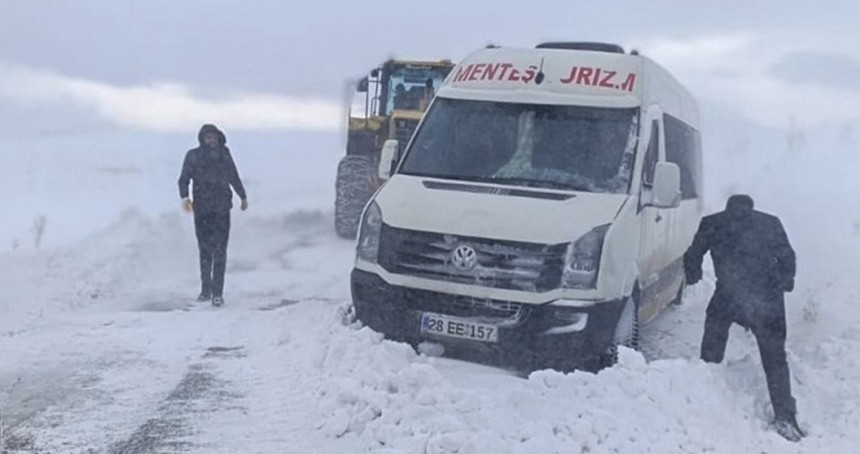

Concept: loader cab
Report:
left=350, top=60, right=453, bottom=124
left=359, top=61, right=452, bottom=159
left=353, top=60, right=453, bottom=120
left=347, top=60, right=454, bottom=159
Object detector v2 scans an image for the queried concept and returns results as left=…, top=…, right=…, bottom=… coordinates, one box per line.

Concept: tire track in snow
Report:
left=177, top=302, right=339, bottom=453
left=109, top=348, right=247, bottom=454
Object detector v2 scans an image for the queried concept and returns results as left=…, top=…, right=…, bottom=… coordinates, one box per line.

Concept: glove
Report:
left=781, top=278, right=795, bottom=293
left=685, top=268, right=702, bottom=286
left=182, top=198, right=194, bottom=213
left=240, top=198, right=249, bottom=211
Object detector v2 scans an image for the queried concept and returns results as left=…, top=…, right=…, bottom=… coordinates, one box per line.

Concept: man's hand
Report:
left=685, top=268, right=703, bottom=286
left=182, top=198, right=194, bottom=213
left=240, top=198, right=248, bottom=211
left=781, top=278, right=795, bottom=293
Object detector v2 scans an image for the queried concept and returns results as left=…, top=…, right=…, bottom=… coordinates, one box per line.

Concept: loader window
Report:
left=400, top=98, right=639, bottom=194
left=384, top=66, right=449, bottom=114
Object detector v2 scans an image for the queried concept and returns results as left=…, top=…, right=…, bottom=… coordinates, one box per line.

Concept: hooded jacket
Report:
left=178, top=124, right=247, bottom=213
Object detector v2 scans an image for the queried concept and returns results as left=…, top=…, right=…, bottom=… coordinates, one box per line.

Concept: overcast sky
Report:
left=1, top=1, right=859, bottom=138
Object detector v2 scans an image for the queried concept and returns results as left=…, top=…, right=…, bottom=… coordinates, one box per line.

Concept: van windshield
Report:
left=399, top=98, right=639, bottom=193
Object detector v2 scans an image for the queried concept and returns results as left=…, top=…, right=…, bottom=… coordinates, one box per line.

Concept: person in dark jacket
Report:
left=178, top=124, right=248, bottom=306
left=684, top=194, right=803, bottom=441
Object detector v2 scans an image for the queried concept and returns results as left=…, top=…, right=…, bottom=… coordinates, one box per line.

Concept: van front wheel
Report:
left=598, top=292, right=640, bottom=369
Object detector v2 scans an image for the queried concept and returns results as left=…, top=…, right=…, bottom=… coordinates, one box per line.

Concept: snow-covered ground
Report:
left=2, top=116, right=860, bottom=453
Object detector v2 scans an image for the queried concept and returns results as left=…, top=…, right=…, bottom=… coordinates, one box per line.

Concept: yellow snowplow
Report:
left=335, top=59, right=454, bottom=238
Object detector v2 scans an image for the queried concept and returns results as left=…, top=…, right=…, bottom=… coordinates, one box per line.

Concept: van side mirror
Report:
left=650, top=162, right=681, bottom=208
left=378, top=139, right=399, bottom=180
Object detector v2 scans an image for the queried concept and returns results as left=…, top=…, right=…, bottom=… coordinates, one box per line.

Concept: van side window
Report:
left=642, top=120, right=659, bottom=187
left=663, top=114, right=700, bottom=199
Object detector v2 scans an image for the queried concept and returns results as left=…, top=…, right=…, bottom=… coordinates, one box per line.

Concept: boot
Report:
left=773, top=414, right=804, bottom=442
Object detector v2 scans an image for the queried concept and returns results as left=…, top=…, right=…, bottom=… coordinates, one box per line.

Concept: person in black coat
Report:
left=178, top=124, right=248, bottom=306
left=684, top=194, right=803, bottom=441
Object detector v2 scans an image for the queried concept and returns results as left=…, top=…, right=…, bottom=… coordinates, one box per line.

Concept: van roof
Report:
left=437, top=46, right=695, bottom=119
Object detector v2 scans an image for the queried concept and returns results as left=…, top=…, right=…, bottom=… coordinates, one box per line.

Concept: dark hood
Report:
left=726, top=194, right=754, bottom=221
left=198, top=124, right=227, bottom=147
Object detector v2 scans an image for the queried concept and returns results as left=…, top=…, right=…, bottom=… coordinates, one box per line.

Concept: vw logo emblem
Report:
left=451, top=245, right=478, bottom=271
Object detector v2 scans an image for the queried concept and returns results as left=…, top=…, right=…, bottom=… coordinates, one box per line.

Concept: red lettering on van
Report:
left=453, top=62, right=636, bottom=91
left=482, top=63, right=500, bottom=80
left=469, top=63, right=486, bottom=81
left=522, top=65, right=538, bottom=84
left=620, top=73, right=637, bottom=92
left=576, top=67, right=594, bottom=85
left=497, top=63, right=513, bottom=80
left=559, top=65, right=637, bottom=92
left=454, top=63, right=520, bottom=83
left=560, top=66, right=578, bottom=84
left=454, top=65, right=474, bottom=82
left=599, top=70, right=617, bottom=88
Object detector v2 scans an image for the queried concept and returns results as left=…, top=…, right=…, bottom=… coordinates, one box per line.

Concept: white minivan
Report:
left=351, top=42, right=702, bottom=370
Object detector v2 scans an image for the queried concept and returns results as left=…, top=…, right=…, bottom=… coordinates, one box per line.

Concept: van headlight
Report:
left=357, top=201, right=383, bottom=263
left=562, top=224, right=610, bottom=289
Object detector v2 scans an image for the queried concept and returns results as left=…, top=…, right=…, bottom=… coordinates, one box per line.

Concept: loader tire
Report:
left=335, top=155, right=376, bottom=239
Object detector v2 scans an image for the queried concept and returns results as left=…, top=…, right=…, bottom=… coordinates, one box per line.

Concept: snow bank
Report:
left=314, top=317, right=860, bottom=453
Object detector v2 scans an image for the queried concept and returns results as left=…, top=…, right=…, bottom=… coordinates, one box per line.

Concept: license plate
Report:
left=420, top=312, right=498, bottom=343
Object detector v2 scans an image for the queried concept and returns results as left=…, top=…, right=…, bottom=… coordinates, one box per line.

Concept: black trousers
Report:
left=194, top=211, right=231, bottom=297
left=701, top=287, right=796, bottom=419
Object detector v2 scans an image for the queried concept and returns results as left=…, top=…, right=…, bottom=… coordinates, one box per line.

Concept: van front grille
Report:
left=378, top=225, right=567, bottom=292
left=401, top=287, right=527, bottom=321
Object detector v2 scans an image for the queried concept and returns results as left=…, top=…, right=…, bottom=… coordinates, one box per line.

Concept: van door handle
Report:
left=655, top=213, right=663, bottom=223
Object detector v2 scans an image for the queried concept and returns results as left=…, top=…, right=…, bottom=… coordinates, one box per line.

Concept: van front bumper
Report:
left=351, top=269, right=627, bottom=371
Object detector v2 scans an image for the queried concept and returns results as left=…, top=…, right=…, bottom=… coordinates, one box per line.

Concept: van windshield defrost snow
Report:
left=400, top=98, right=639, bottom=193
